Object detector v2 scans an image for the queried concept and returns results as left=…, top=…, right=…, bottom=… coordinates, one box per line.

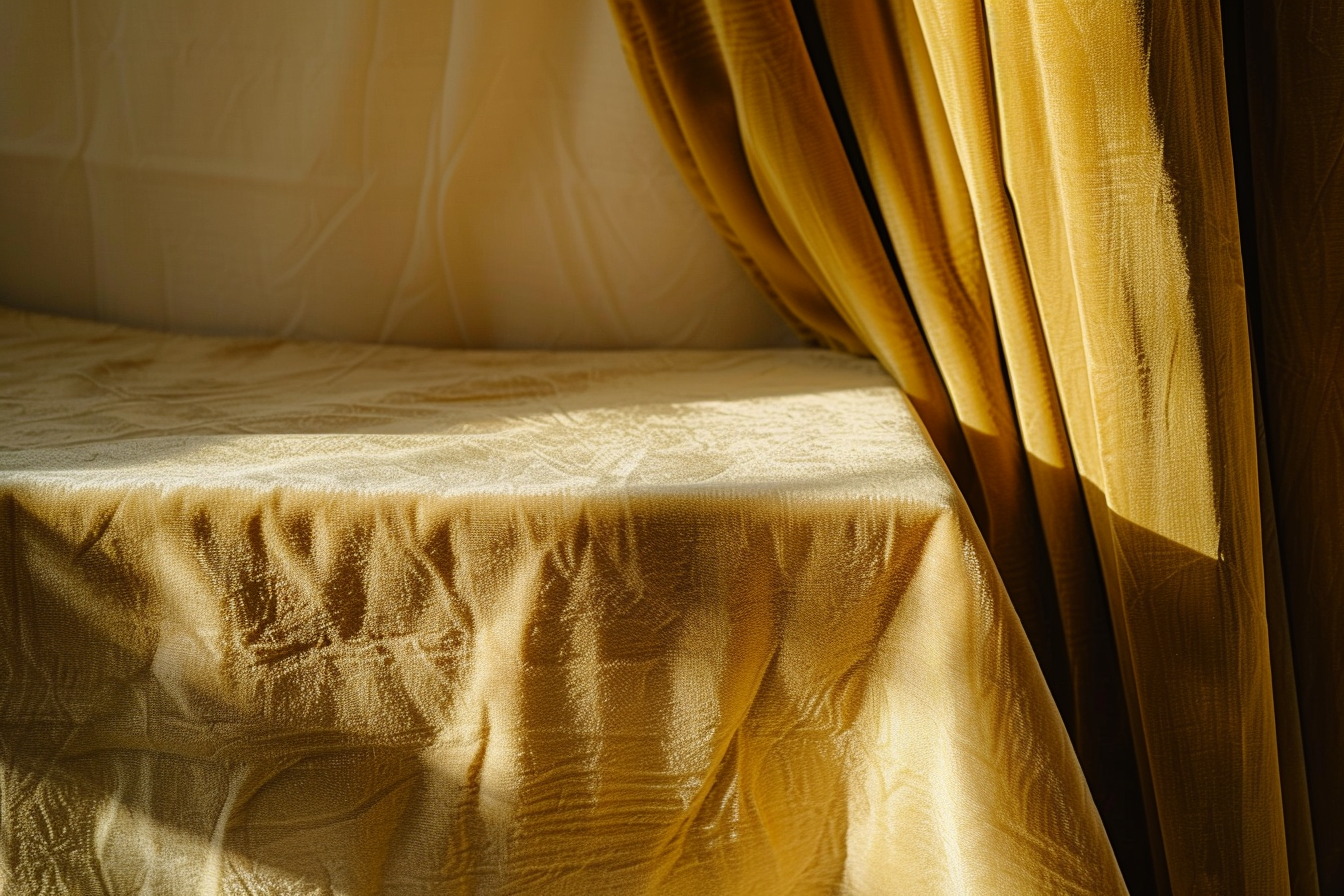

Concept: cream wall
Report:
left=0, top=0, right=797, bottom=348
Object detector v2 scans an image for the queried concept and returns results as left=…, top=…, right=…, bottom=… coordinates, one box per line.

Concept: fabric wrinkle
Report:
left=0, top=307, right=1117, bottom=893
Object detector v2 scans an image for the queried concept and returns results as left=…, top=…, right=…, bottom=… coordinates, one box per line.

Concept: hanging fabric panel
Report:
left=810, top=0, right=1149, bottom=881
left=609, top=0, right=1313, bottom=891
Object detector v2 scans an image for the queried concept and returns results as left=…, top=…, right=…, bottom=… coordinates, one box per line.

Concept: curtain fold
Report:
left=989, top=2, right=1286, bottom=891
left=811, top=0, right=1154, bottom=883
left=609, top=0, right=1335, bottom=891
left=607, top=0, right=981, bottom=520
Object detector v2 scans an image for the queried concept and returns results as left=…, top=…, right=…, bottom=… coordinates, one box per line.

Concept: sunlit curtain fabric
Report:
left=609, top=0, right=1339, bottom=892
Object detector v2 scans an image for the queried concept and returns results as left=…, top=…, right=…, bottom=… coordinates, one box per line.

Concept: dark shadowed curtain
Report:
left=608, top=0, right=1341, bottom=892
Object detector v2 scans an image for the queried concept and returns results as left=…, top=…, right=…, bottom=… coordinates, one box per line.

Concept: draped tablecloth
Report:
left=0, top=308, right=1124, bottom=894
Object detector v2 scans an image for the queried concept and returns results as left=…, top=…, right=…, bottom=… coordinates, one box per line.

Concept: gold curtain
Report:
left=609, top=0, right=1339, bottom=891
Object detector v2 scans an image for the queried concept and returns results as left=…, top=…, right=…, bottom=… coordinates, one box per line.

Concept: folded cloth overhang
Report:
left=0, top=308, right=1124, bottom=894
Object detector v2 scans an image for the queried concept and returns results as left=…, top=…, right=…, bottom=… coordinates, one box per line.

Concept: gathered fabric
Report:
left=609, top=0, right=1338, bottom=892
left=1, top=0, right=1341, bottom=892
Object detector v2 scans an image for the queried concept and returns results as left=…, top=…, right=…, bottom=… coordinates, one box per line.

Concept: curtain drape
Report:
left=608, top=0, right=1338, bottom=892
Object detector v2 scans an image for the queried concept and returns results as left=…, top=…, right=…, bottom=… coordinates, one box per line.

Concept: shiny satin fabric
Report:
left=0, top=0, right=795, bottom=350
left=0, top=308, right=1125, bottom=894
left=608, top=0, right=1295, bottom=891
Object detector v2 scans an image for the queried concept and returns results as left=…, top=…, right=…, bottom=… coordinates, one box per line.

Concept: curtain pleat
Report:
left=812, top=0, right=1155, bottom=884
left=811, top=0, right=1084, bottom=735
left=608, top=0, right=975, bottom=501
left=609, top=0, right=1335, bottom=892
left=990, top=2, right=1286, bottom=891
left=1253, top=363, right=1321, bottom=896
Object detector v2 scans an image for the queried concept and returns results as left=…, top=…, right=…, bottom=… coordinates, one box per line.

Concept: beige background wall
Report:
left=0, top=0, right=796, bottom=348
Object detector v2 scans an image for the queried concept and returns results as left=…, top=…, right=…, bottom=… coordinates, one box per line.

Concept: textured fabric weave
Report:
left=0, top=308, right=1124, bottom=894
left=607, top=0, right=1321, bottom=891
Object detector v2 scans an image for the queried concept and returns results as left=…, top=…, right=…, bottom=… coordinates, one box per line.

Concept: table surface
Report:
left=0, top=307, right=944, bottom=503
left=0, top=308, right=1124, bottom=895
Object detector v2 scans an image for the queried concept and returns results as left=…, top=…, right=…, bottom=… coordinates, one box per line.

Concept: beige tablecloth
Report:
left=0, top=308, right=1123, bottom=894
